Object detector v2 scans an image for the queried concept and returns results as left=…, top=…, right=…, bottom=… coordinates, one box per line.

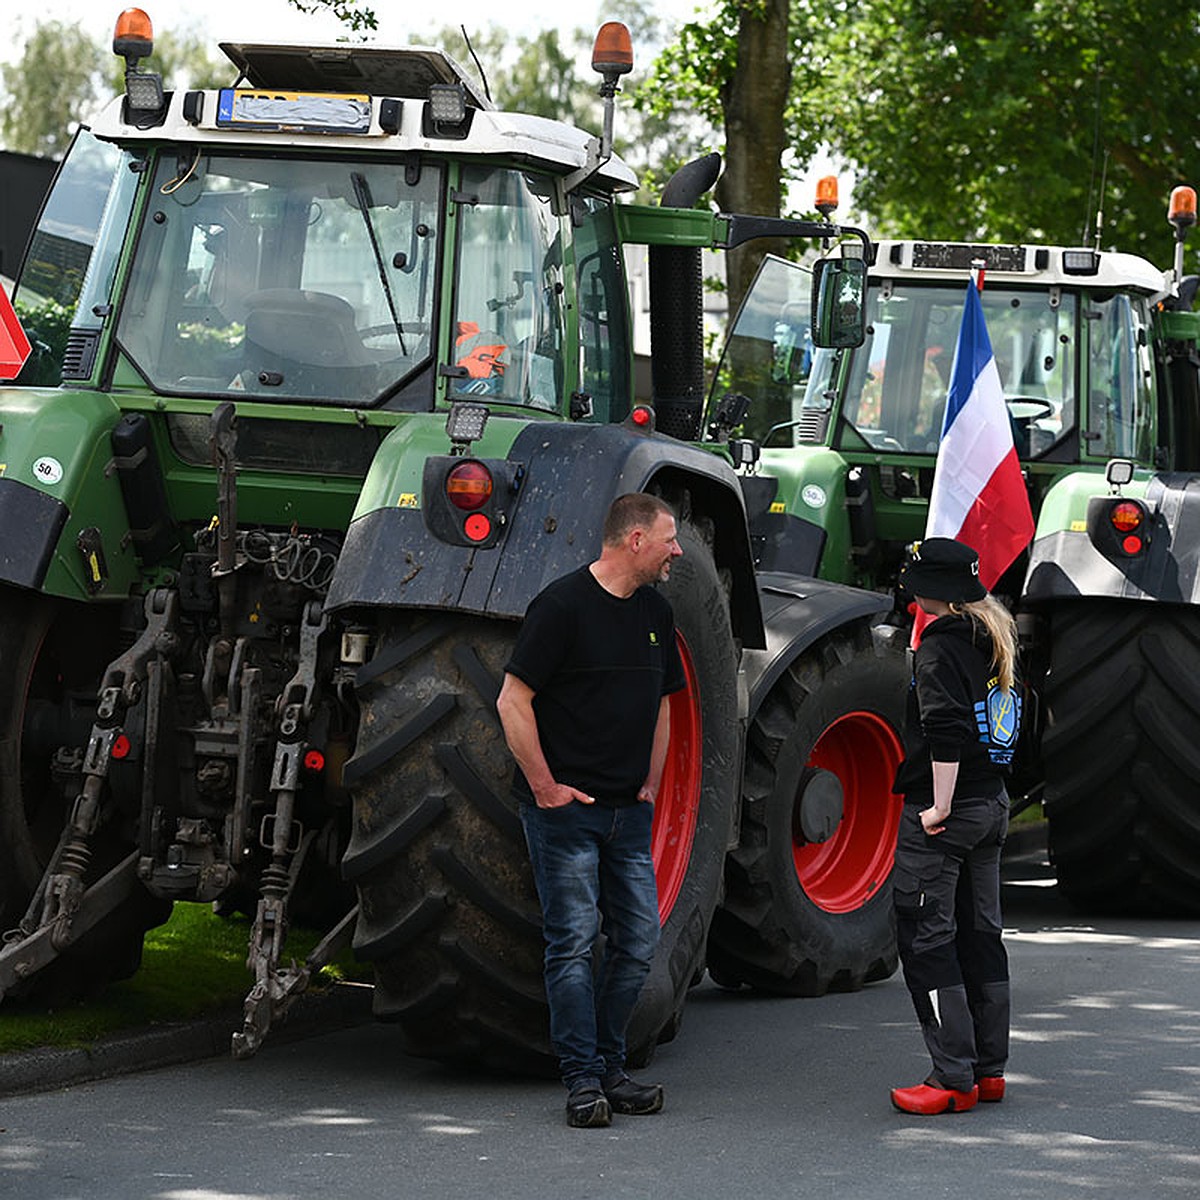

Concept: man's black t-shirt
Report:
left=505, top=565, right=686, bottom=806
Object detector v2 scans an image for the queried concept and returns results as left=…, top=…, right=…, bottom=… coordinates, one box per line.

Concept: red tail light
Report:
left=446, top=461, right=494, bottom=511
left=1109, top=501, right=1143, bottom=533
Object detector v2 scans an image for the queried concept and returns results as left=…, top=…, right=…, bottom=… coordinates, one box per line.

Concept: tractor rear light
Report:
left=1109, top=501, right=1144, bottom=533
left=463, top=512, right=493, bottom=542
left=631, top=406, right=652, bottom=428
left=446, top=461, right=494, bottom=511
left=1088, top=494, right=1150, bottom=561
left=303, top=749, right=326, bottom=773
left=111, top=733, right=132, bottom=760
left=423, top=454, right=517, bottom=549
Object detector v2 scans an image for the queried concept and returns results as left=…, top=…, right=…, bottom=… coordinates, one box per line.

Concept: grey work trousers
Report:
left=892, top=793, right=1010, bottom=1093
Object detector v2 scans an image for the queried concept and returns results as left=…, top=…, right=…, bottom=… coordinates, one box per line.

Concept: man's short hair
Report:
left=603, top=493, right=674, bottom=546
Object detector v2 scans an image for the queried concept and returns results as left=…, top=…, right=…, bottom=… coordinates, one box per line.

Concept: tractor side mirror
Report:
left=811, top=256, right=867, bottom=349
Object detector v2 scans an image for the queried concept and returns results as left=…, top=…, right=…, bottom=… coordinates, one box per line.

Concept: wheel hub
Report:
left=794, top=767, right=844, bottom=844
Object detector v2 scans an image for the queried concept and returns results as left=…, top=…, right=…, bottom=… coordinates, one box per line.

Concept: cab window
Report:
left=14, top=130, right=131, bottom=386
left=450, top=167, right=565, bottom=412
left=572, top=195, right=631, bottom=423
left=1085, top=293, right=1154, bottom=461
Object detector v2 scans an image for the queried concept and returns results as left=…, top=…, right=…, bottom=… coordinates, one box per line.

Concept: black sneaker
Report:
left=601, top=1071, right=664, bottom=1115
left=566, top=1083, right=612, bottom=1128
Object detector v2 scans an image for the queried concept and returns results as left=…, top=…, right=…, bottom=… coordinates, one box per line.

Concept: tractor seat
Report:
left=243, top=289, right=376, bottom=370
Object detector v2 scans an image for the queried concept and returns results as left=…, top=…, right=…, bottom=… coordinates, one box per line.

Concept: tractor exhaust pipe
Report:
left=650, top=153, right=722, bottom=441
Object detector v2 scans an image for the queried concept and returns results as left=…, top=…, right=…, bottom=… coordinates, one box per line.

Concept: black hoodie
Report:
left=892, top=613, right=1022, bottom=805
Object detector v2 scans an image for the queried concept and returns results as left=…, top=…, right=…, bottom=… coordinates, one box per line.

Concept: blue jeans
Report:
left=519, top=800, right=660, bottom=1089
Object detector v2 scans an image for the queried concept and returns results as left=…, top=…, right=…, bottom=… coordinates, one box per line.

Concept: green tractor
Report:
left=0, top=9, right=910, bottom=1066
left=714, top=188, right=1200, bottom=914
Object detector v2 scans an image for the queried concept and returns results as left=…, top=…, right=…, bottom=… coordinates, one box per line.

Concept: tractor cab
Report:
left=13, top=16, right=639, bottom=434
left=710, top=236, right=1171, bottom=589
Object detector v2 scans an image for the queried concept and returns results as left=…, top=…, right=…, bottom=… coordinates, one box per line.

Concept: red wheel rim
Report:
left=651, top=635, right=702, bottom=923
left=792, top=711, right=903, bottom=914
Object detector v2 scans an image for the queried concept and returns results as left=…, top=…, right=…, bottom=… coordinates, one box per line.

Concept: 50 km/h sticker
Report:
left=32, top=456, right=64, bottom=485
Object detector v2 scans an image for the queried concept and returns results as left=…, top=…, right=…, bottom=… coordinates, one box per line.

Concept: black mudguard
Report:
left=1025, top=474, right=1200, bottom=604
left=741, top=572, right=893, bottom=720
left=326, top=421, right=766, bottom=647
left=0, top=478, right=68, bottom=590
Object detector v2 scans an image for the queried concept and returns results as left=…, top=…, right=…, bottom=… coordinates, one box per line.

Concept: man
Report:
left=496, top=492, right=685, bottom=1128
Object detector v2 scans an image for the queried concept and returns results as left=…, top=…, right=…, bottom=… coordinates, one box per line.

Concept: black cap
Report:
left=899, top=537, right=986, bottom=603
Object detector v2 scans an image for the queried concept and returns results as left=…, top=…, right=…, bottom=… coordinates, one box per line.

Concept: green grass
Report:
left=1009, top=800, right=1047, bottom=827
left=0, top=903, right=362, bottom=1056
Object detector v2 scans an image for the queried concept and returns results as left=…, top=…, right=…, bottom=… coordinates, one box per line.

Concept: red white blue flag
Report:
left=912, top=279, right=1034, bottom=644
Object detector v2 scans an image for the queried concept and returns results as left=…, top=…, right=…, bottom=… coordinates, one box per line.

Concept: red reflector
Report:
left=303, top=749, right=326, bottom=772
left=464, top=512, right=492, bottom=542
left=446, top=461, right=494, bottom=511
left=1110, top=501, right=1143, bottom=533
left=631, top=406, right=652, bottom=427
left=1122, top=534, right=1143, bottom=555
left=111, top=733, right=132, bottom=760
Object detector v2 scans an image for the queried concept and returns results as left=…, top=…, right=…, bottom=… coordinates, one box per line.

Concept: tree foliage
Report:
left=288, top=0, right=378, bottom=35
left=1, top=21, right=230, bottom=159
left=816, top=0, right=1200, bottom=263
left=1, top=22, right=104, bottom=157
left=643, top=0, right=1200, bottom=269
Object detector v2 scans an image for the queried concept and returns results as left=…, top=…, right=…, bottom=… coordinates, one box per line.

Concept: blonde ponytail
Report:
left=948, top=594, right=1018, bottom=693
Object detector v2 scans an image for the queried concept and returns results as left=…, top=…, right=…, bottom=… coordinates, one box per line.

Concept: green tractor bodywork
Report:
left=0, top=21, right=909, bottom=1065
left=709, top=233, right=1200, bottom=912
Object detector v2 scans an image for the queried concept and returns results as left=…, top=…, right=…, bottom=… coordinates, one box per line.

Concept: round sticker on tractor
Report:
left=32, top=456, right=64, bottom=486
left=801, top=484, right=827, bottom=509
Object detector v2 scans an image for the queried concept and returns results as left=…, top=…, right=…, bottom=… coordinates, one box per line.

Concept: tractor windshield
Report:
left=116, top=152, right=443, bottom=408
left=838, top=284, right=1078, bottom=459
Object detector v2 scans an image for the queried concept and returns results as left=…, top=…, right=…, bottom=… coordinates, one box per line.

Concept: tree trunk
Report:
left=716, top=0, right=792, bottom=322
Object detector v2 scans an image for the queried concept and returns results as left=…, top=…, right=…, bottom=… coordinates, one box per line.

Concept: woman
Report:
left=890, top=537, right=1021, bottom=1115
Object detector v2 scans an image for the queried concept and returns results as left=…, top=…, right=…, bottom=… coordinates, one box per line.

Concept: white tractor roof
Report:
left=88, top=40, right=639, bottom=192
left=871, top=239, right=1168, bottom=295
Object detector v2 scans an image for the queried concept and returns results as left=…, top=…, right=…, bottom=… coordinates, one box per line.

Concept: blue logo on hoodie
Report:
left=975, top=678, right=1021, bottom=764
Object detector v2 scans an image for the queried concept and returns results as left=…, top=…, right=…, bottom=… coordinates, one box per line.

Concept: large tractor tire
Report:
left=1042, top=601, right=1200, bottom=914
left=707, top=622, right=908, bottom=995
left=0, top=587, right=170, bottom=1001
left=344, top=521, right=739, bottom=1072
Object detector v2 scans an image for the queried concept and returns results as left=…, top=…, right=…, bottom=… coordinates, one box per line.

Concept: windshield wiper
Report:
left=351, top=171, right=407, bottom=356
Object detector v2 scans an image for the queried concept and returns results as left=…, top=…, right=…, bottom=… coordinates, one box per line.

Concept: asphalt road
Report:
left=3, top=839, right=1198, bottom=1200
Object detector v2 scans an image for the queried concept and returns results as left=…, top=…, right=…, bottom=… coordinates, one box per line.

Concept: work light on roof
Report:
left=113, top=7, right=166, bottom=120
left=1062, top=249, right=1100, bottom=276
left=425, top=82, right=470, bottom=138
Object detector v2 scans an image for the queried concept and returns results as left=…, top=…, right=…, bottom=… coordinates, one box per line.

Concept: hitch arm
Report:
left=0, top=853, right=140, bottom=999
